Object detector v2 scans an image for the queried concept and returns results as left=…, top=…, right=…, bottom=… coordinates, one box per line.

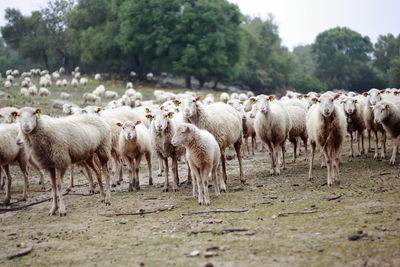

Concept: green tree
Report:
left=313, top=27, right=374, bottom=90
left=0, top=37, right=38, bottom=71
left=388, top=56, right=400, bottom=87
left=373, top=34, right=400, bottom=87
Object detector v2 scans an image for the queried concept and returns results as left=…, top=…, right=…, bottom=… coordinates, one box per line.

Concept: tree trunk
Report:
left=185, top=75, right=191, bottom=89
left=213, top=80, right=218, bottom=89
left=56, top=48, right=70, bottom=73
left=198, top=77, right=205, bottom=89
left=42, top=49, right=49, bottom=70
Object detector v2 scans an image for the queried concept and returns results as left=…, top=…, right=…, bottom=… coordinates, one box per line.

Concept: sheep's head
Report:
left=179, top=95, right=202, bottom=118
left=0, top=110, right=17, bottom=124
left=171, top=124, right=193, bottom=147
left=318, top=93, right=340, bottom=117
left=150, top=109, right=174, bottom=132
left=257, top=95, right=275, bottom=114
left=368, top=89, right=382, bottom=106
left=15, top=107, right=42, bottom=134
left=117, top=121, right=141, bottom=141
left=373, top=102, right=391, bottom=124
left=62, top=104, right=72, bottom=115
left=342, top=97, right=358, bottom=115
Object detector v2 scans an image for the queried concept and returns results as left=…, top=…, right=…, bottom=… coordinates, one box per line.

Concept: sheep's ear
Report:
left=362, top=92, right=369, bottom=97
left=268, top=95, right=276, bottom=101
left=333, top=94, right=341, bottom=100
left=340, top=101, right=345, bottom=104
left=160, top=105, right=165, bottom=111
left=195, top=95, right=203, bottom=102
left=311, top=98, right=318, bottom=104
left=0, top=114, right=3, bottom=118
left=135, top=121, right=142, bottom=126
left=167, top=112, right=174, bottom=119
left=175, top=108, right=180, bottom=113
left=379, top=90, right=385, bottom=94
left=96, top=107, right=102, bottom=113
left=394, top=91, right=399, bottom=95
left=354, top=99, right=358, bottom=104
left=145, top=114, right=153, bottom=121
left=116, top=122, right=123, bottom=127
left=385, top=104, right=391, bottom=110
left=11, top=112, right=18, bottom=120
left=145, top=107, right=151, bottom=113
left=173, top=100, right=181, bottom=106
left=249, top=97, right=256, bottom=104
left=35, top=108, right=42, bottom=115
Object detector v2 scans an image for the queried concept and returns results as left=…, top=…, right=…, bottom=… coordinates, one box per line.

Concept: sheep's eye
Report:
left=192, top=100, right=196, bottom=103
left=165, top=115, right=168, bottom=118
left=181, top=131, right=185, bottom=134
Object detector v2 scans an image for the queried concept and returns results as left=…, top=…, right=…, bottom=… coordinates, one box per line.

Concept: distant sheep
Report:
left=105, top=90, right=118, bottom=100
left=39, top=87, right=51, bottom=97
left=60, top=92, right=70, bottom=100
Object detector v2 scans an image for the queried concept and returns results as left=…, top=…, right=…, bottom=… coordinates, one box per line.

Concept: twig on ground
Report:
left=7, top=245, right=34, bottom=260
left=99, top=205, right=176, bottom=217
left=182, top=209, right=248, bottom=216
left=272, top=210, right=318, bottom=219
left=188, top=228, right=250, bottom=236
left=326, top=195, right=343, bottom=201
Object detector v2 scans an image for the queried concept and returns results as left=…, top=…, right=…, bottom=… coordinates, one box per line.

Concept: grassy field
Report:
left=0, top=78, right=399, bottom=266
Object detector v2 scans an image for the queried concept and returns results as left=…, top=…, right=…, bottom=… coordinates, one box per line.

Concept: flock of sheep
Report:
left=1, top=67, right=400, bottom=217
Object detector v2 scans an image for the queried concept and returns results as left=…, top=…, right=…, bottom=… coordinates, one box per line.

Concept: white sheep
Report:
left=135, top=92, right=143, bottom=101
left=146, top=72, right=154, bottom=81
left=56, top=80, right=62, bottom=87
left=52, top=71, right=60, bottom=80
left=105, top=90, right=118, bottom=100
left=252, top=95, right=292, bottom=175
left=59, top=67, right=65, bottom=74
left=62, top=104, right=83, bottom=116
left=203, top=94, right=215, bottom=105
left=94, top=73, right=102, bottom=81
left=74, top=72, right=81, bottom=79
left=220, top=92, right=229, bottom=103
left=6, top=75, right=14, bottom=82
left=0, top=107, right=18, bottom=124
left=39, top=87, right=51, bottom=97
left=171, top=123, right=225, bottom=205
left=83, top=93, right=101, bottom=104
left=62, top=79, right=68, bottom=87
left=60, top=92, right=70, bottom=100
left=239, top=93, right=248, bottom=103
left=4, top=80, right=12, bottom=88
left=71, top=78, right=79, bottom=87
left=177, top=95, right=244, bottom=183
left=117, top=121, right=152, bottom=191
left=286, top=105, right=308, bottom=162
left=80, top=77, right=88, bottom=86
left=28, top=85, right=38, bottom=96
left=15, top=107, right=113, bottom=216
left=20, top=88, right=29, bottom=96
left=373, top=101, right=400, bottom=165
left=307, top=93, right=347, bottom=186
left=126, top=82, right=134, bottom=89
left=93, top=85, right=105, bottom=97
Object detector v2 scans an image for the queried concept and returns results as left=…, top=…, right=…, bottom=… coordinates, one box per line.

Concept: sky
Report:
left=0, top=0, right=399, bottom=49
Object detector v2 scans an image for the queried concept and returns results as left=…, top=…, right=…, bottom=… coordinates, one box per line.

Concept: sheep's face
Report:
left=118, top=121, right=141, bottom=141
left=62, top=104, right=72, bottom=115
left=249, top=101, right=258, bottom=119
left=318, top=93, right=339, bottom=117
left=373, top=102, right=391, bottom=124
left=152, top=110, right=173, bottom=132
left=16, top=130, right=24, bottom=146
left=343, top=98, right=357, bottom=115
left=368, top=89, right=382, bottom=106
left=0, top=112, right=15, bottom=124
left=180, top=96, right=201, bottom=118
left=257, top=97, right=270, bottom=114
left=16, top=107, right=41, bottom=134
left=171, top=125, right=192, bottom=147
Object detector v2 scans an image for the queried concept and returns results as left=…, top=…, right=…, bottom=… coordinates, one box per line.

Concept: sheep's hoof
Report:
left=89, top=189, right=95, bottom=194
left=162, top=188, right=169, bottom=192
left=3, top=199, right=10, bottom=205
left=48, top=206, right=58, bottom=216
left=389, top=159, right=396, bottom=165
left=59, top=209, right=67, bottom=217
left=128, top=185, right=134, bottom=192
left=348, top=154, right=354, bottom=158
left=157, top=173, right=163, bottom=177
left=111, top=183, right=117, bottom=188
left=41, top=186, right=46, bottom=190
left=149, top=180, right=153, bottom=186
left=39, top=180, right=42, bottom=185
left=373, top=154, right=379, bottom=160
left=172, top=188, right=178, bottom=192
left=240, top=179, right=246, bottom=184
left=21, top=197, right=27, bottom=202
left=220, top=189, right=226, bottom=193
left=66, top=187, right=72, bottom=192
left=117, top=181, right=122, bottom=185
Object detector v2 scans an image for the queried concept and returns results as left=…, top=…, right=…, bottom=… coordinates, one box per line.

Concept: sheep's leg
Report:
left=267, top=142, right=276, bottom=176
left=212, top=165, right=220, bottom=196
left=134, top=156, right=142, bottom=190
left=301, top=135, right=308, bottom=160
left=220, top=149, right=228, bottom=183
left=86, top=160, right=106, bottom=202
left=157, top=156, right=164, bottom=177
left=196, top=169, right=204, bottom=205
left=333, top=149, right=341, bottom=185
left=30, top=158, right=45, bottom=189
left=145, top=152, right=153, bottom=185
left=127, top=157, right=135, bottom=192
left=171, top=156, right=179, bottom=192
left=3, top=165, right=12, bottom=205
left=163, top=158, right=169, bottom=192
left=390, top=136, right=400, bottom=165
left=48, top=168, right=58, bottom=216
left=188, top=161, right=198, bottom=198
left=234, top=141, right=245, bottom=183
left=218, top=163, right=227, bottom=193
left=56, top=168, right=67, bottom=216
left=292, top=139, right=297, bottom=162
left=367, top=130, right=372, bottom=152
left=0, top=167, right=4, bottom=190
left=99, top=158, right=112, bottom=205
left=373, top=130, right=379, bottom=160
left=349, top=131, right=354, bottom=158
left=308, top=142, right=316, bottom=181
left=82, top=162, right=95, bottom=194
left=381, top=131, right=386, bottom=160
left=201, top=168, right=210, bottom=206
left=251, top=135, right=256, bottom=156
left=320, top=154, right=327, bottom=168
left=18, top=157, right=29, bottom=201
left=68, top=165, right=74, bottom=191
left=323, top=150, right=332, bottom=186
left=186, top=160, right=192, bottom=185
left=360, top=131, right=365, bottom=155
left=275, top=145, right=282, bottom=175
left=245, top=136, right=250, bottom=158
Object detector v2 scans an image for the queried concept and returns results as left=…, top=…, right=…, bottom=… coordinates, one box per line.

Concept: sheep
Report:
left=125, top=88, right=136, bottom=97
left=135, top=92, right=143, bottom=101
left=93, top=85, right=105, bottom=97
left=39, top=76, right=50, bottom=87
left=60, top=92, right=70, bottom=100
left=80, top=77, right=88, bottom=86
left=28, top=85, right=38, bottom=96
left=21, top=79, right=30, bottom=88
left=74, top=72, right=81, bottom=79
left=117, top=121, right=152, bottom=191
left=230, top=92, right=239, bottom=100
left=59, top=67, right=65, bottom=74
left=94, top=73, right=102, bottom=81
left=146, top=73, right=154, bottom=81
left=4, top=80, right=12, bottom=88
left=6, top=70, right=12, bottom=76
left=307, top=93, right=347, bottom=186
left=285, top=105, right=308, bottom=162
left=373, top=101, right=400, bottom=165
left=56, top=80, right=62, bottom=87
left=363, top=89, right=387, bottom=159
left=145, top=108, right=186, bottom=191
left=71, top=78, right=79, bottom=87
left=105, top=90, right=118, bottom=100
left=20, top=88, right=29, bottom=96
left=341, top=96, right=366, bottom=157
left=39, top=87, right=51, bottom=97
left=6, top=75, right=14, bottom=82
left=83, top=93, right=101, bottom=105
left=14, top=107, right=113, bottom=216
left=203, top=94, right=215, bottom=105
left=176, top=95, right=244, bottom=183
left=74, top=66, right=80, bottom=72
left=171, top=123, right=225, bottom=205
left=122, top=94, right=136, bottom=108
left=0, top=107, right=18, bottom=124
left=52, top=71, right=60, bottom=80
left=242, top=110, right=257, bottom=157
left=62, top=104, right=83, bottom=116
left=62, top=79, right=68, bottom=87
left=239, top=93, right=248, bottom=103
left=0, top=123, right=29, bottom=204
left=220, top=92, right=229, bottom=103
left=252, top=95, right=292, bottom=175
left=126, top=82, right=134, bottom=89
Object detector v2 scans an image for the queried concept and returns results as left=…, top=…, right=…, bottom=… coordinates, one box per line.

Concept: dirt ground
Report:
left=1, top=139, right=399, bottom=266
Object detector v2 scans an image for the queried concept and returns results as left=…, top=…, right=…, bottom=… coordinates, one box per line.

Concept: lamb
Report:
left=220, top=92, right=229, bottom=103
left=171, top=123, right=226, bottom=205
left=307, top=93, right=347, bottom=186
left=71, top=78, right=79, bottom=87
left=373, top=101, right=400, bottom=165
left=126, top=82, right=134, bottom=89
left=341, top=96, right=366, bottom=157
left=146, top=108, right=186, bottom=191
left=20, top=88, right=29, bottom=96
left=0, top=123, right=29, bottom=204
left=14, top=107, right=113, bottom=216
left=80, top=77, right=88, bottom=86
left=83, top=93, right=101, bottom=105
left=28, top=85, right=38, bottom=96
left=4, top=80, right=12, bottom=88
left=93, top=85, right=106, bottom=97
left=363, top=89, right=386, bottom=159
left=105, top=90, right=118, bottom=100
left=56, top=80, right=62, bottom=87
left=252, top=95, right=292, bottom=175
left=52, top=71, right=60, bottom=80
left=176, top=95, right=244, bottom=183
left=117, top=121, right=152, bottom=191
left=94, top=73, right=102, bottom=81
left=286, top=105, right=308, bottom=162
left=62, top=79, right=68, bottom=87
left=39, top=87, right=51, bottom=97
left=60, top=92, right=70, bottom=100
